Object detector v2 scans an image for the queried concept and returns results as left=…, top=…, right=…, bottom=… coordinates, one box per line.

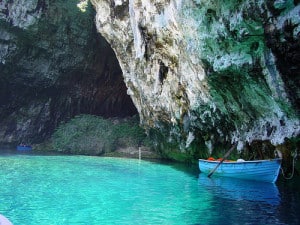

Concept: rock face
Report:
left=0, top=0, right=137, bottom=143
left=0, top=0, right=299, bottom=157
left=91, top=0, right=299, bottom=154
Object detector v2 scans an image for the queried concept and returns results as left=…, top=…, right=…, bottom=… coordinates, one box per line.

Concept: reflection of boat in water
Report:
left=199, top=158, right=282, bottom=183
left=198, top=174, right=281, bottom=205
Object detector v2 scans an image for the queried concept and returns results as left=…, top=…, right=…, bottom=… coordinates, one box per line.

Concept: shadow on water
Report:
left=0, top=145, right=64, bottom=157
left=276, top=176, right=300, bottom=224
left=145, top=159, right=200, bottom=179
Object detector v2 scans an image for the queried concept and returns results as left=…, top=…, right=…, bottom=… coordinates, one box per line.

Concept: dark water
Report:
left=0, top=149, right=299, bottom=225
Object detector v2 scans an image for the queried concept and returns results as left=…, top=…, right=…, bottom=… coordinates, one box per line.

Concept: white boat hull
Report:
left=199, top=159, right=282, bottom=183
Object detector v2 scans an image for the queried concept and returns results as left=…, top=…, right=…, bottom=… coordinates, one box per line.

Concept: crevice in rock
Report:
left=158, top=60, right=168, bottom=85
left=264, top=18, right=300, bottom=114
left=111, top=1, right=128, bottom=20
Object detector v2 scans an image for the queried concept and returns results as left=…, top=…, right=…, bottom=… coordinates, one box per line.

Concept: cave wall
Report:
left=0, top=0, right=299, bottom=156
left=91, top=0, right=299, bottom=155
left=0, top=0, right=136, bottom=143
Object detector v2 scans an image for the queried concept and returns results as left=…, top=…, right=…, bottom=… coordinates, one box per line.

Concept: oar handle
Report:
left=207, top=143, right=237, bottom=178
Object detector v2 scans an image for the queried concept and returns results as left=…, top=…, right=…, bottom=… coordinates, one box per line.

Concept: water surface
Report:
left=0, top=151, right=299, bottom=225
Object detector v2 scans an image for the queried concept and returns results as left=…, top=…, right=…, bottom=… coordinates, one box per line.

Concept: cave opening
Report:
left=48, top=32, right=139, bottom=141
left=52, top=34, right=138, bottom=120
left=0, top=1, right=138, bottom=144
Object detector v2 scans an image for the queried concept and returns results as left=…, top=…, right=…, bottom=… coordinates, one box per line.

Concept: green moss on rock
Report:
left=47, top=115, right=149, bottom=155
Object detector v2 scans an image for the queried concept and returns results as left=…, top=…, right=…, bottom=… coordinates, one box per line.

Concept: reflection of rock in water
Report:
left=198, top=174, right=280, bottom=206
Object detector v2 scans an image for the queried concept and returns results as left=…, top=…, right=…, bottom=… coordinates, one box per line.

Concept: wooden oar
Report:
left=208, top=143, right=237, bottom=178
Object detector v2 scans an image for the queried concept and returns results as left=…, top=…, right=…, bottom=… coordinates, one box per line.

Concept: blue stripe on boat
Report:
left=199, top=158, right=282, bottom=183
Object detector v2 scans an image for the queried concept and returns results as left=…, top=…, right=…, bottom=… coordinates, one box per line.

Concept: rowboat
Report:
left=199, top=158, right=282, bottom=183
left=16, top=145, right=32, bottom=151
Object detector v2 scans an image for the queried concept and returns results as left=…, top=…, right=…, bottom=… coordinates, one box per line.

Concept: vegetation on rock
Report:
left=45, top=115, right=150, bottom=155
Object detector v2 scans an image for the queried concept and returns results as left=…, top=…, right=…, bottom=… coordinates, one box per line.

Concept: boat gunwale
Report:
left=199, top=158, right=282, bottom=164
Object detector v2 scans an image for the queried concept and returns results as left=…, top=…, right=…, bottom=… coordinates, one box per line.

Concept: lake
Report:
left=0, top=150, right=299, bottom=225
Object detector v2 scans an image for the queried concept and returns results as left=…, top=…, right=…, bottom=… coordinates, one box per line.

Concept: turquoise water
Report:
left=0, top=152, right=299, bottom=225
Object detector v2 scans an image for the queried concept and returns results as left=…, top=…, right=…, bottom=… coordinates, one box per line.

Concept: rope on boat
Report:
left=280, top=149, right=297, bottom=180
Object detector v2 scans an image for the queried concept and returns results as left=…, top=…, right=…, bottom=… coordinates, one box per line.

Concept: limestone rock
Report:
left=0, top=0, right=299, bottom=156
left=91, top=0, right=299, bottom=152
